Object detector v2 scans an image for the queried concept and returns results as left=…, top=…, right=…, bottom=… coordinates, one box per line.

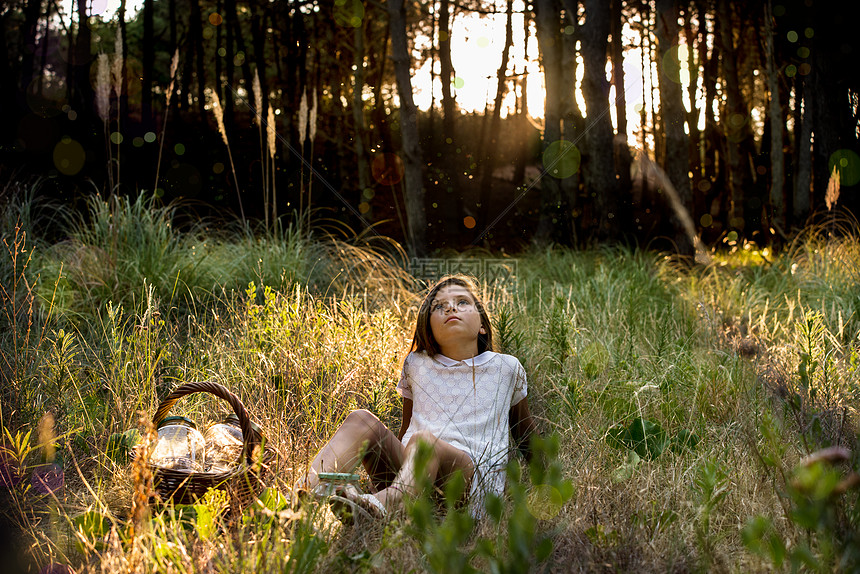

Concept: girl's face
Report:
left=428, top=285, right=486, bottom=358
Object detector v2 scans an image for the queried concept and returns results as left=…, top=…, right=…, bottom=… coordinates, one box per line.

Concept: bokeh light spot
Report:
left=453, top=77, right=465, bottom=89
left=53, top=137, right=85, bottom=175
left=527, top=484, right=563, bottom=520
left=213, top=162, right=225, bottom=174
left=218, top=47, right=227, bottom=58
left=829, top=150, right=860, bottom=186
left=174, top=143, right=185, bottom=156
left=798, top=63, right=811, bottom=76
left=334, top=0, right=364, bottom=28
left=726, top=230, right=739, bottom=242
left=697, top=179, right=711, bottom=192
left=90, top=0, right=108, bottom=16
left=133, top=137, right=144, bottom=148
left=477, top=37, right=490, bottom=48
left=785, top=65, right=797, bottom=77
left=542, top=140, right=581, bottom=179
left=358, top=202, right=370, bottom=214
left=463, top=216, right=476, bottom=229
left=144, top=131, right=156, bottom=143
left=700, top=214, right=713, bottom=227
left=661, top=46, right=683, bottom=84
left=209, top=12, right=223, bottom=25
left=804, top=27, right=814, bottom=38
left=564, top=25, right=575, bottom=35
left=787, top=30, right=798, bottom=43
left=362, top=188, right=375, bottom=200
left=371, top=153, right=404, bottom=185
left=110, top=131, right=123, bottom=144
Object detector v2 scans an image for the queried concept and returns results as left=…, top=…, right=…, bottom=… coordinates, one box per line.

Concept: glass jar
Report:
left=151, top=416, right=205, bottom=472
left=204, top=414, right=244, bottom=472
left=315, top=472, right=360, bottom=496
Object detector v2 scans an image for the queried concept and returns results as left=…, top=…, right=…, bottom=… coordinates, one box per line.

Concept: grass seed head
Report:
left=267, top=106, right=277, bottom=159
left=96, top=54, right=111, bottom=122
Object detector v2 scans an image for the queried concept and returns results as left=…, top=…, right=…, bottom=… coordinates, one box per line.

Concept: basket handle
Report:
left=152, top=381, right=262, bottom=467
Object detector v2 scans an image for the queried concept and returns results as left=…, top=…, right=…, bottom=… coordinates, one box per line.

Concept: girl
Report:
left=294, top=274, right=537, bottom=518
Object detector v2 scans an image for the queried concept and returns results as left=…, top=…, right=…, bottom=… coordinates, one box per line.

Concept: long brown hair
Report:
left=410, top=274, right=494, bottom=356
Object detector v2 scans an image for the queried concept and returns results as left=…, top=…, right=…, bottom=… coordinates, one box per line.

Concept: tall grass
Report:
left=2, top=191, right=858, bottom=572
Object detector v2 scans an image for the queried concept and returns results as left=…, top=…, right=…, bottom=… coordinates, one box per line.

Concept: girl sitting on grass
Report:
left=294, top=274, right=538, bottom=518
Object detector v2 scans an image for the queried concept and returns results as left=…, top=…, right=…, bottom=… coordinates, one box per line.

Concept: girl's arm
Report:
left=397, top=398, right=413, bottom=441
left=509, top=397, right=538, bottom=462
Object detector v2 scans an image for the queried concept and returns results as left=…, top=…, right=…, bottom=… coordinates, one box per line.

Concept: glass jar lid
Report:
left=157, top=415, right=198, bottom=429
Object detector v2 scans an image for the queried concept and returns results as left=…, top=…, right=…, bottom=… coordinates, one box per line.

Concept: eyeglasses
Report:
left=430, top=298, right=475, bottom=314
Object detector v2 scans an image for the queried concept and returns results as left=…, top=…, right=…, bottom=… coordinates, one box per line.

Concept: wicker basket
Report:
left=146, top=381, right=273, bottom=508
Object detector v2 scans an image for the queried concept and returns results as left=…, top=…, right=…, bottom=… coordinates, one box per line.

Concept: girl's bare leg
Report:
left=373, top=430, right=474, bottom=509
left=296, top=409, right=405, bottom=492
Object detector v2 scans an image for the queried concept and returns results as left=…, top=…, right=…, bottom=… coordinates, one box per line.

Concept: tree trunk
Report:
left=534, top=0, right=563, bottom=244
left=478, top=0, right=514, bottom=222
left=793, top=74, right=812, bottom=222
left=352, top=19, right=370, bottom=199
left=764, top=0, right=785, bottom=230
left=20, top=0, right=42, bottom=104
left=581, top=0, right=619, bottom=241
left=682, top=3, right=704, bottom=217
left=224, top=0, right=235, bottom=134
left=1, top=10, right=19, bottom=145
left=387, top=0, right=427, bottom=256
left=610, top=0, right=631, bottom=233
left=117, top=0, right=130, bottom=131
left=142, top=0, right=154, bottom=129
left=810, top=10, right=842, bottom=211
left=72, top=0, right=94, bottom=116
left=561, top=0, right=583, bottom=243
left=251, top=2, right=269, bottom=115
left=655, top=0, right=693, bottom=254
left=437, top=0, right=462, bottom=233
left=609, top=0, right=626, bottom=137
left=717, top=0, right=751, bottom=232
left=512, top=6, right=532, bottom=188
left=226, top=0, right=256, bottom=100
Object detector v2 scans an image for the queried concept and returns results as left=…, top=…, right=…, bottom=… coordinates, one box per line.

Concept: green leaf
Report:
left=605, top=424, right=630, bottom=451
left=628, top=418, right=668, bottom=460
left=73, top=510, right=111, bottom=552
left=670, top=429, right=700, bottom=453
left=258, top=487, right=288, bottom=512
left=611, top=450, right=641, bottom=483
left=194, top=503, right=216, bottom=539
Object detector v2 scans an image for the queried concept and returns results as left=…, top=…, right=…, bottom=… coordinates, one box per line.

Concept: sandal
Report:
left=328, top=484, right=386, bottom=525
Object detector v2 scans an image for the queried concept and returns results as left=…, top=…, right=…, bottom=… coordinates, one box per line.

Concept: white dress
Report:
left=396, top=350, right=528, bottom=511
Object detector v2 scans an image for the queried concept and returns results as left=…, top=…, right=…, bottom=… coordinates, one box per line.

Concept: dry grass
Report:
left=2, top=206, right=859, bottom=572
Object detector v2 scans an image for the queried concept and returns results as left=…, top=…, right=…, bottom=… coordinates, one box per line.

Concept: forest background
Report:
left=3, top=0, right=860, bottom=572
left=3, top=0, right=859, bottom=253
